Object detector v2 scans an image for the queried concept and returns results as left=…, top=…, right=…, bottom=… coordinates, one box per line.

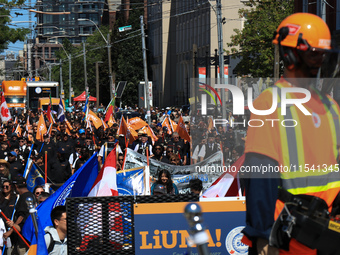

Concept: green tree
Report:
left=111, top=2, right=144, bottom=107
left=227, top=0, right=293, bottom=77
left=54, top=0, right=144, bottom=107
left=0, top=1, right=30, bottom=53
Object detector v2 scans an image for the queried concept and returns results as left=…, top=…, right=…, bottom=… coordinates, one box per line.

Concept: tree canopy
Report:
left=227, top=0, right=293, bottom=77
left=0, top=0, right=30, bottom=53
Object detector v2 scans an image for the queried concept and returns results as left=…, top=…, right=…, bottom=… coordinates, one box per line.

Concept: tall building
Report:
left=27, top=0, right=122, bottom=79
left=147, top=0, right=245, bottom=107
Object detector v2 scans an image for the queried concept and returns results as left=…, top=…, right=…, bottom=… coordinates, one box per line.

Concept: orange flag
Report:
left=170, top=118, right=178, bottom=133
left=87, top=110, right=102, bottom=129
left=141, top=125, right=158, bottom=145
left=161, top=116, right=172, bottom=135
left=118, top=117, right=138, bottom=142
left=36, top=113, right=47, bottom=141
left=26, top=116, right=32, bottom=132
left=175, top=116, right=191, bottom=142
left=14, top=124, right=22, bottom=137
left=108, top=115, right=115, bottom=127
left=128, top=117, right=148, bottom=130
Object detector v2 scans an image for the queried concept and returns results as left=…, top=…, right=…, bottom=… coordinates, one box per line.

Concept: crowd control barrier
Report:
left=66, top=194, right=199, bottom=254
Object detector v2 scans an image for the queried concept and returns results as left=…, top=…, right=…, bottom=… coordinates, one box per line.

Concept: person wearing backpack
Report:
left=44, top=206, right=67, bottom=255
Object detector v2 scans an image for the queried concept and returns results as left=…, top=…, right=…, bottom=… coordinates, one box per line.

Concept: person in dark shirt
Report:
left=49, top=148, right=72, bottom=184
left=9, top=133, right=19, bottom=150
left=8, top=151, right=24, bottom=178
left=0, top=141, right=10, bottom=160
left=69, top=129, right=78, bottom=147
left=57, top=133, right=73, bottom=159
left=75, top=129, right=86, bottom=147
left=38, top=134, right=57, bottom=160
left=167, top=132, right=187, bottom=165
left=161, top=147, right=174, bottom=164
left=6, top=176, right=35, bottom=254
left=150, top=144, right=164, bottom=162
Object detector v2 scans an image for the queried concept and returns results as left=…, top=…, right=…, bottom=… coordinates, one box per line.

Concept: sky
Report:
left=2, top=1, right=37, bottom=58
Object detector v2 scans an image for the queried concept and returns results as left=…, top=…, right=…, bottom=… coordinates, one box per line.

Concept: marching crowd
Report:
left=0, top=102, right=244, bottom=254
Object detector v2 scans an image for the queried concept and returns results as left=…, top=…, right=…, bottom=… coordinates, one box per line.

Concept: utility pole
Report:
left=107, top=34, right=114, bottom=101
left=95, top=61, right=103, bottom=109
left=60, top=59, right=63, bottom=99
left=216, top=0, right=226, bottom=125
left=83, top=43, right=88, bottom=93
left=140, top=15, right=150, bottom=124
left=28, top=39, right=32, bottom=79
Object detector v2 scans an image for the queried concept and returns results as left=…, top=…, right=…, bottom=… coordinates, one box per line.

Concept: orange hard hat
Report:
left=273, top=13, right=331, bottom=51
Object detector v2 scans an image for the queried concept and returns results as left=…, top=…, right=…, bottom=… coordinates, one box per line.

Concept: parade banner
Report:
left=123, top=148, right=224, bottom=193
left=134, top=199, right=247, bottom=255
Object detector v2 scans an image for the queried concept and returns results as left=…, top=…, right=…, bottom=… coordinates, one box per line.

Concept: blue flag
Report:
left=57, top=97, right=65, bottom=122
left=26, top=161, right=45, bottom=193
left=117, top=167, right=145, bottom=195
left=22, top=152, right=99, bottom=243
left=26, top=215, right=48, bottom=255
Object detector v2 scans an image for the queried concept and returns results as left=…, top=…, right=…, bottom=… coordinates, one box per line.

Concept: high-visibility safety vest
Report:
left=244, top=78, right=340, bottom=254
left=276, top=83, right=340, bottom=195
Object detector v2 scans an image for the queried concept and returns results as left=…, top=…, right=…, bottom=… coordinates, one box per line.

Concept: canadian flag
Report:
left=202, top=154, right=245, bottom=197
left=80, top=148, right=123, bottom=251
left=0, top=93, right=11, bottom=122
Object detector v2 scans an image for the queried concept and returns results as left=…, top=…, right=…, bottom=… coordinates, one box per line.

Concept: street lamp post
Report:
left=78, top=18, right=114, bottom=101
left=49, top=40, right=72, bottom=107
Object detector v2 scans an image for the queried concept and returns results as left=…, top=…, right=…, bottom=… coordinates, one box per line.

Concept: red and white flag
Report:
left=202, top=154, right=245, bottom=198
left=88, top=147, right=118, bottom=197
left=80, top=147, right=122, bottom=252
left=0, top=92, right=11, bottom=122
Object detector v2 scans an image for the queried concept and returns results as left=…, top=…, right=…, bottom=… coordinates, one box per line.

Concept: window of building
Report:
left=44, top=48, right=49, bottom=58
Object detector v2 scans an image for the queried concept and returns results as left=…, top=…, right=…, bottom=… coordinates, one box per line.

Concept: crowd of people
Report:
left=0, top=102, right=245, bottom=254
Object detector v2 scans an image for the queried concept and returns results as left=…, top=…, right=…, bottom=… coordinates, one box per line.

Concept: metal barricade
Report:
left=66, top=194, right=199, bottom=254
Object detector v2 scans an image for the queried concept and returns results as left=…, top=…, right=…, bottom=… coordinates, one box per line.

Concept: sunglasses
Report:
left=2, top=185, right=10, bottom=189
left=35, top=192, right=41, bottom=195
left=155, top=148, right=162, bottom=150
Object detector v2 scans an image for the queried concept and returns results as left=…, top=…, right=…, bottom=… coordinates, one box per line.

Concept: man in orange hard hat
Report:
left=242, top=13, right=340, bottom=255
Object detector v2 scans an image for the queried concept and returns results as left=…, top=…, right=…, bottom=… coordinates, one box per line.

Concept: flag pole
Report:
left=146, top=146, right=149, bottom=167
left=121, top=150, right=127, bottom=171
left=45, top=151, right=48, bottom=185
left=0, top=210, right=30, bottom=248
left=23, top=143, right=34, bottom=178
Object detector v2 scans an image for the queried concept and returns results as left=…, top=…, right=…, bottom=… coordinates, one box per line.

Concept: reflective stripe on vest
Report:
left=275, top=83, right=340, bottom=194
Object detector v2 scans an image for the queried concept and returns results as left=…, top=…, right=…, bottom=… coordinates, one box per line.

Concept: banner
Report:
left=117, top=167, right=146, bottom=196
left=134, top=200, right=247, bottom=255
left=123, top=148, right=224, bottom=193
